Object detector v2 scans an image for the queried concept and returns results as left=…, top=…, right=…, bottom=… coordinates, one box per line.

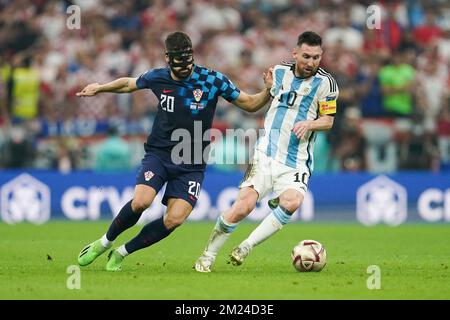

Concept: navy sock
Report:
left=106, top=200, right=141, bottom=241
left=125, top=216, right=173, bottom=254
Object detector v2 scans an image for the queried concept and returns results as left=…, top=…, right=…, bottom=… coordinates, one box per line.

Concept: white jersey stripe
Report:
left=285, top=77, right=323, bottom=167
left=267, top=71, right=303, bottom=157
left=266, top=68, right=287, bottom=157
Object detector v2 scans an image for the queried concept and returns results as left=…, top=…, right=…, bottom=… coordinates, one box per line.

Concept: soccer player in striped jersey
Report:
left=195, top=31, right=339, bottom=272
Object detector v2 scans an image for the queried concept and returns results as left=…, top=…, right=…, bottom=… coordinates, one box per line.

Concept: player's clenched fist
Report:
left=292, top=120, right=313, bottom=140
left=76, top=83, right=101, bottom=97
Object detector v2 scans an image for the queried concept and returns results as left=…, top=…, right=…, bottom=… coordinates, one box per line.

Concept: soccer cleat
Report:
left=78, top=239, right=111, bottom=266
left=229, top=242, right=252, bottom=266
left=106, top=249, right=124, bottom=271
left=194, top=254, right=215, bottom=273
left=268, top=197, right=279, bottom=210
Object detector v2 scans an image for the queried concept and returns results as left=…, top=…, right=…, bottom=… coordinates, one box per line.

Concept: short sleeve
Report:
left=270, top=65, right=287, bottom=98
left=216, top=72, right=240, bottom=102
left=136, top=70, right=156, bottom=89
left=318, top=74, right=339, bottom=116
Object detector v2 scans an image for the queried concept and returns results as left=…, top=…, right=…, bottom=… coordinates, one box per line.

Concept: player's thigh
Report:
left=163, top=170, right=204, bottom=209
left=164, top=198, right=193, bottom=229
left=239, top=149, right=272, bottom=200
left=224, top=187, right=258, bottom=223
left=133, top=153, right=168, bottom=212
left=273, top=165, right=308, bottom=212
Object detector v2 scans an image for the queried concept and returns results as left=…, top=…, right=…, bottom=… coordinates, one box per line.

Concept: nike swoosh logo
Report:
left=163, top=89, right=174, bottom=93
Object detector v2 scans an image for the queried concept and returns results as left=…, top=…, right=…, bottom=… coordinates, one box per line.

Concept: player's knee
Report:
left=163, top=215, right=185, bottom=229
left=131, top=198, right=151, bottom=214
left=279, top=194, right=302, bottom=213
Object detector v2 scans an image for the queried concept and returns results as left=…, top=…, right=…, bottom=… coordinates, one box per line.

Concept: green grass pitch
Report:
left=0, top=221, right=449, bottom=300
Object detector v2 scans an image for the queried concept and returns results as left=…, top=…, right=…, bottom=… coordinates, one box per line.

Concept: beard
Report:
left=172, top=66, right=193, bottom=79
left=297, top=65, right=319, bottom=78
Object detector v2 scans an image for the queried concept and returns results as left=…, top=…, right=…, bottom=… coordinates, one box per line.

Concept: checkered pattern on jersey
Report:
left=178, top=66, right=240, bottom=110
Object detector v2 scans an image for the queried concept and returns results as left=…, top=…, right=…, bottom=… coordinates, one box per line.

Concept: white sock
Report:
left=101, top=234, right=113, bottom=248
left=203, top=215, right=238, bottom=259
left=117, top=245, right=129, bottom=257
left=246, top=206, right=292, bottom=247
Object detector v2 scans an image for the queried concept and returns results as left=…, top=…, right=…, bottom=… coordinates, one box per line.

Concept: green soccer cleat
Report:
left=106, top=249, right=124, bottom=271
left=78, top=239, right=110, bottom=266
left=268, top=197, right=279, bottom=210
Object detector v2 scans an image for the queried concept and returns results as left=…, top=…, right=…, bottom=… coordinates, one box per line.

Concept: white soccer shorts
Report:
left=240, top=149, right=309, bottom=200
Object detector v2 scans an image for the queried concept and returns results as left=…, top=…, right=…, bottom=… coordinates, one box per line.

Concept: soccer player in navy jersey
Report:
left=76, top=31, right=273, bottom=271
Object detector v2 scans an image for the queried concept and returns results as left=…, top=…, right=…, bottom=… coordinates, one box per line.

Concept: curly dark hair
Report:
left=165, top=31, right=193, bottom=53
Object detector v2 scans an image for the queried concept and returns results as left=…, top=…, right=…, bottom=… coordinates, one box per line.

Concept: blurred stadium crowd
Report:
left=0, top=0, right=449, bottom=173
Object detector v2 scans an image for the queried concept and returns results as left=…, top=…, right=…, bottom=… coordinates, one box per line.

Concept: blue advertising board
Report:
left=0, top=170, right=449, bottom=225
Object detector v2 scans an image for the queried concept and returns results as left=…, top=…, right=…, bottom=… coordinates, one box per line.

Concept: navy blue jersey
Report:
left=136, top=65, right=240, bottom=169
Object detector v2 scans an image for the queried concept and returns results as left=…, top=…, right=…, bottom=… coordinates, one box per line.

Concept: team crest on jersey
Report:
left=144, top=171, right=155, bottom=181
left=193, top=89, right=203, bottom=102
left=300, top=86, right=312, bottom=96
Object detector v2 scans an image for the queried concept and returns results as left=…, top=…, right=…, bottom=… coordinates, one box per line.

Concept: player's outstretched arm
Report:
left=76, top=77, right=139, bottom=97
left=233, top=67, right=273, bottom=113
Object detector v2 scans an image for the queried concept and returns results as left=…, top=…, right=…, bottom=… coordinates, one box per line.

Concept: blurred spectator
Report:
left=437, top=100, right=450, bottom=169
left=416, top=52, right=448, bottom=132
left=0, top=70, right=8, bottom=124
left=356, top=57, right=384, bottom=117
left=313, top=131, right=336, bottom=173
left=0, top=0, right=448, bottom=173
left=412, top=9, right=444, bottom=49
left=323, top=12, right=363, bottom=51
left=405, top=0, right=424, bottom=29
left=1, top=54, right=40, bottom=121
left=334, top=107, right=367, bottom=172
left=2, top=125, right=34, bottom=168
left=379, top=52, right=416, bottom=117
left=93, top=126, right=131, bottom=172
left=437, top=29, right=450, bottom=63
left=377, top=2, right=403, bottom=53
left=397, top=115, right=439, bottom=170
left=362, top=28, right=390, bottom=59
left=53, top=137, right=79, bottom=173
left=363, top=120, right=398, bottom=173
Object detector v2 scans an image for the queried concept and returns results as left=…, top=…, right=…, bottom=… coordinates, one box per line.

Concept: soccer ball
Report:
left=291, top=240, right=327, bottom=272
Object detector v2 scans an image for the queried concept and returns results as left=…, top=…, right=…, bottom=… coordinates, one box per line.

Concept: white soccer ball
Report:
left=291, top=240, right=327, bottom=272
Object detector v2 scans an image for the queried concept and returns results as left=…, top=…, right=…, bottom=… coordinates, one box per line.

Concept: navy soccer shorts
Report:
left=135, top=152, right=204, bottom=208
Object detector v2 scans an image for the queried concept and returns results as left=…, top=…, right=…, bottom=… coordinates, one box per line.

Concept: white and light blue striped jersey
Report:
left=256, top=63, right=339, bottom=172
